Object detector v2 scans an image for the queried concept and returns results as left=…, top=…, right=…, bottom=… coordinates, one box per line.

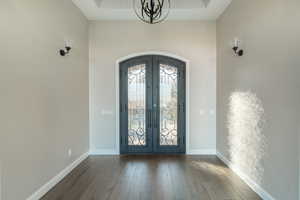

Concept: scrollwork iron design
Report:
left=128, top=65, right=147, bottom=146
left=160, top=64, right=178, bottom=146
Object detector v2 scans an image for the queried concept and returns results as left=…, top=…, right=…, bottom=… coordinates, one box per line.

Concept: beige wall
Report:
left=89, top=21, right=217, bottom=153
left=217, top=0, right=300, bottom=199
left=0, top=0, right=89, bottom=199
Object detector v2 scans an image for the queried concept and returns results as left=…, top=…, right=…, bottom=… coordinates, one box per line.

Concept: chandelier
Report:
left=133, top=0, right=171, bottom=24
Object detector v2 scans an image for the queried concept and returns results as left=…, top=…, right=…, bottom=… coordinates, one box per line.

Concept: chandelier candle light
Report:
left=133, top=0, right=171, bottom=24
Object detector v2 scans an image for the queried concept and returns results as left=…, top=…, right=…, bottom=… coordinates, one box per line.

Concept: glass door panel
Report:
left=128, top=64, right=146, bottom=146
left=159, top=64, right=178, bottom=146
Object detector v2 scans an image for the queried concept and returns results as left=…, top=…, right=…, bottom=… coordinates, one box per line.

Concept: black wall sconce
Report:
left=232, top=38, right=244, bottom=56
left=59, top=46, right=72, bottom=56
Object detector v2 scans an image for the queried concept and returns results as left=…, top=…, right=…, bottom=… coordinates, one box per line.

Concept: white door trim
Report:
left=115, top=51, right=190, bottom=154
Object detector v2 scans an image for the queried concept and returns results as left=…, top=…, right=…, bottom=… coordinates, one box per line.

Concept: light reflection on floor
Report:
left=190, top=160, right=228, bottom=176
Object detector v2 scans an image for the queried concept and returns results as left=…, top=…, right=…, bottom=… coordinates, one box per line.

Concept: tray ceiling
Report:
left=72, top=0, right=232, bottom=20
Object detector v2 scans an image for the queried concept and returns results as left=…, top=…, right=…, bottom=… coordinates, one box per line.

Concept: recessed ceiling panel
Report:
left=94, top=0, right=211, bottom=9
left=72, top=0, right=232, bottom=20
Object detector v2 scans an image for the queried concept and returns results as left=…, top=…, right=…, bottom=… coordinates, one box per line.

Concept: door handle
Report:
left=147, top=109, right=152, bottom=128
left=153, top=108, right=158, bottom=129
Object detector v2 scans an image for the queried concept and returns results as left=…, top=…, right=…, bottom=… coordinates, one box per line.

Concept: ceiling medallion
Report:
left=133, top=0, right=171, bottom=24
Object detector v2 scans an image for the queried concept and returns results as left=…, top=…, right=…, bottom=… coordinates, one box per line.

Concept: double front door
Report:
left=119, top=55, right=186, bottom=154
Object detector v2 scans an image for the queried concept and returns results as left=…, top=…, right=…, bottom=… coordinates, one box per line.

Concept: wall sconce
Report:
left=232, top=38, right=244, bottom=56
left=59, top=46, right=72, bottom=56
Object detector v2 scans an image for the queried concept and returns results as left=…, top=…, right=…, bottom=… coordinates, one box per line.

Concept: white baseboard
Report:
left=216, top=151, right=276, bottom=200
left=26, top=152, right=89, bottom=200
left=0, top=161, right=2, bottom=200
left=188, top=149, right=216, bottom=155
left=89, top=149, right=119, bottom=155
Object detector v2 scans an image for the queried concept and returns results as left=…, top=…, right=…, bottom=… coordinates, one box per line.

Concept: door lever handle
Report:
left=153, top=108, right=157, bottom=129
left=147, top=109, right=152, bottom=128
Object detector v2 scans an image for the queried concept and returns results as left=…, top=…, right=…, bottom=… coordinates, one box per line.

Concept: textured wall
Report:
left=217, top=0, right=300, bottom=199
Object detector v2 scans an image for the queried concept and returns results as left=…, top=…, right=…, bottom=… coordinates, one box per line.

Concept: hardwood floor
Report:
left=42, top=155, right=261, bottom=200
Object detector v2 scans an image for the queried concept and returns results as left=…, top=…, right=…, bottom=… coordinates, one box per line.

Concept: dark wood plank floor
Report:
left=42, top=155, right=261, bottom=200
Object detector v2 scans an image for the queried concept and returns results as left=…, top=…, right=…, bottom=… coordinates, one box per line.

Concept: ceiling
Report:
left=72, top=0, right=232, bottom=20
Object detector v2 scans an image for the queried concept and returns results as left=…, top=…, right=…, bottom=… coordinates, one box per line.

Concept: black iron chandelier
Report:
left=133, top=0, right=171, bottom=24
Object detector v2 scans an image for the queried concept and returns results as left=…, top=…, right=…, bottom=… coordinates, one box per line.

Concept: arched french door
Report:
left=119, top=55, right=186, bottom=154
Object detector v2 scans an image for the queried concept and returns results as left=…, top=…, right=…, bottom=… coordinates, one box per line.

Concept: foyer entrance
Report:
left=119, top=55, right=186, bottom=154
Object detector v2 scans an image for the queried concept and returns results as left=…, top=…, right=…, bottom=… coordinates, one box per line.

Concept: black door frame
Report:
left=119, top=55, right=186, bottom=154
